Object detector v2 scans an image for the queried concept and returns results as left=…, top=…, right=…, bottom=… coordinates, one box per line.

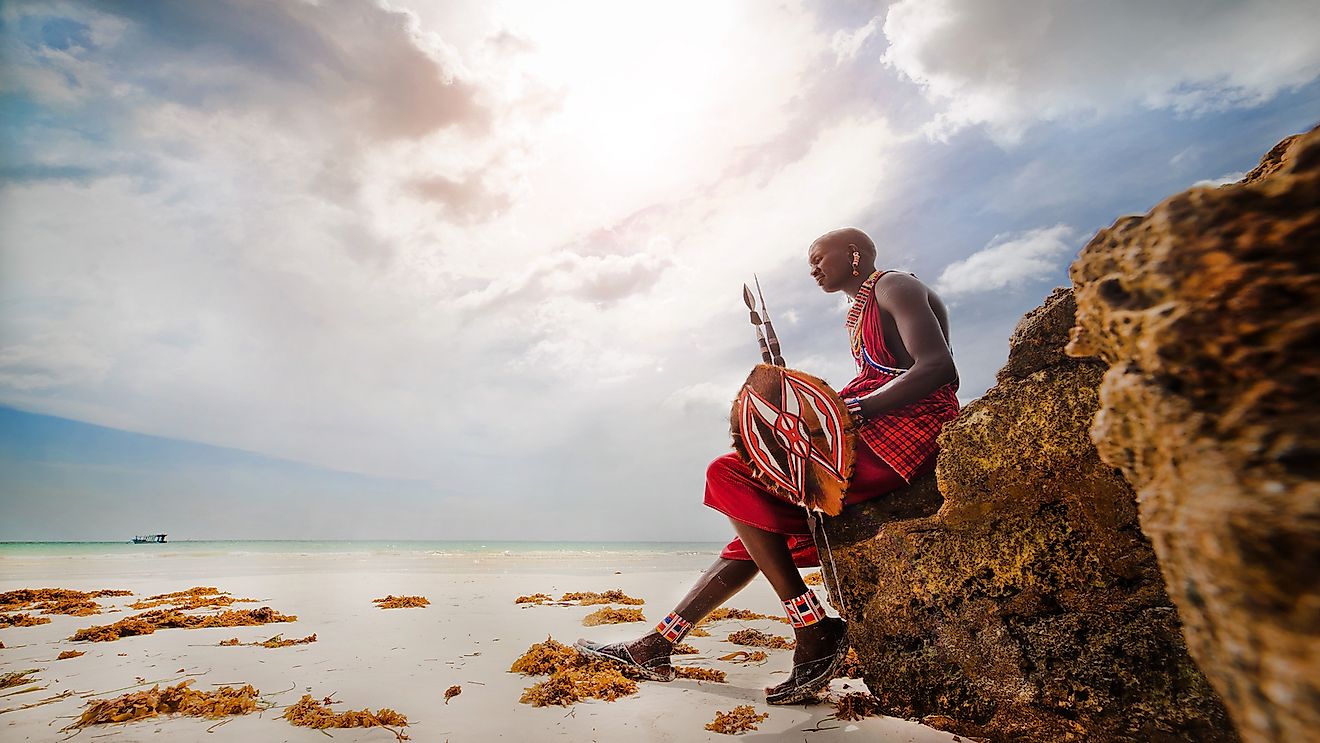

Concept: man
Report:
left=577, top=227, right=960, bottom=704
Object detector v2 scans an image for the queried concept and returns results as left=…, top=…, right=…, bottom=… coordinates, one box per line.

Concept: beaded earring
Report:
left=851, top=249, right=860, bottom=277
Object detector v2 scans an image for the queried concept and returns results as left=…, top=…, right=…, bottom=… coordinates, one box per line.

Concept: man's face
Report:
left=807, top=240, right=851, bottom=293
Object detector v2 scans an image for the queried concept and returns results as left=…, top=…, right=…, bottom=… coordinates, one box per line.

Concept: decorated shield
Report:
left=730, top=364, right=856, bottom=516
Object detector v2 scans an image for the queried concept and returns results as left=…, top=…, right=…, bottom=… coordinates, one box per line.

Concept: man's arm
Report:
left=855, top=275, right=958, bottom=416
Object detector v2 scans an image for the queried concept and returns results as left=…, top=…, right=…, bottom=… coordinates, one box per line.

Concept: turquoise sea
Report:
left=0, top=540, right=725, bottom=559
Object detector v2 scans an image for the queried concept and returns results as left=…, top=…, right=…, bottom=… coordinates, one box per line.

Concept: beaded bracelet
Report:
left=844, top=396, right=865, bottom=419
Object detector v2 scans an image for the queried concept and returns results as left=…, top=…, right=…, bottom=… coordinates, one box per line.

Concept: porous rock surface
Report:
left=1067, top=126, right=1319, bottom=743
left=822, top=287, right=1235, bottom=742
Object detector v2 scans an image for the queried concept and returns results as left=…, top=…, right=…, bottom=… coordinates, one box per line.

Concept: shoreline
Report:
left=1, top=550, right=960, bottom=741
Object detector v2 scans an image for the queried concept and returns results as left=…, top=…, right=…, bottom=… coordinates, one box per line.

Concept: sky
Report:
left=1, top=0, right=1317, bottom=541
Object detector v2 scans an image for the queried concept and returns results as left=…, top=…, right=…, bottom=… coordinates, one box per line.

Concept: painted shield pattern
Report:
left=730, top=364, right=856, bottom=516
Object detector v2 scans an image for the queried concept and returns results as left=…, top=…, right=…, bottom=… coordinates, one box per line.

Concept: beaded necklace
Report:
left=846, top=270, right=883, bottom=362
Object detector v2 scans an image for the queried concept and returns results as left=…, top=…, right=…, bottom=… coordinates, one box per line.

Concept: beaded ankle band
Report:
left=783, top=589, right=827, bottom=628
left=655, top=611, right=694, bottom=643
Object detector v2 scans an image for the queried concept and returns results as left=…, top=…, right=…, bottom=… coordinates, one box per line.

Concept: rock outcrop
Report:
left=1067, top=126, right=1319, bottom=743
left=823, top=287, right=1236, bottom=742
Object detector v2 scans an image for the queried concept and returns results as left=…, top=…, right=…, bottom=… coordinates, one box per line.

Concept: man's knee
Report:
left=706, top=453, right=742, bottom=483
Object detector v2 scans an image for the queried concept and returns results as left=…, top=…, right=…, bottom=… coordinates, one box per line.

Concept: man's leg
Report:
left=729, top=518, right=848, bottom=703
left=576, top=556, right=758, bottom=677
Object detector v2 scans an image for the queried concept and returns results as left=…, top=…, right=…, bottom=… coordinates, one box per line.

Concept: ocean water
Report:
left=0, top=540, right=724, bottom=559
left=0, top=541, right=729, bottom=582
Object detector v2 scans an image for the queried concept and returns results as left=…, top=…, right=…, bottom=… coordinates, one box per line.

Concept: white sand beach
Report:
left=0, top=545, right=960, bottom=742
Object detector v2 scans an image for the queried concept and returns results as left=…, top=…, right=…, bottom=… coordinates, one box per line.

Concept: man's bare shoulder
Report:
left=874, top=270, right=933, bottom=296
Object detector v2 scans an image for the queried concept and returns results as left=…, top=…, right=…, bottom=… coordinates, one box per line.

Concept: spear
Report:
left=754, top=275, right=785, bottom=366
left=743, top=284, right=773, bottom=364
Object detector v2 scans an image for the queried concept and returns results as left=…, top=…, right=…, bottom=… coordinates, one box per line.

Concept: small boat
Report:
left=132, top=534, right=168, bottom=544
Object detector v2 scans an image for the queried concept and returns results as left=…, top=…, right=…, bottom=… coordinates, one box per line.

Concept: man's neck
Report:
left=842, top=267, right=879, bottom=298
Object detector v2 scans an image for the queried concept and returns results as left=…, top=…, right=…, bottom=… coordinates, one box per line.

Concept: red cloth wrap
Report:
left=841, top=270, right=960, bottom=481
left=706, top=446, right=933, bottom=567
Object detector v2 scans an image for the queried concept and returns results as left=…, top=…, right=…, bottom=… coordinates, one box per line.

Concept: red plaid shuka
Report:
left=838, top=270, right=960, bottom=481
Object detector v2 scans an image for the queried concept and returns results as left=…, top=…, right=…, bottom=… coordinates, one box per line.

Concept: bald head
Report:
left=807, top=227, right=879, bottom=294
left=811, top=227, right=876, bottom=263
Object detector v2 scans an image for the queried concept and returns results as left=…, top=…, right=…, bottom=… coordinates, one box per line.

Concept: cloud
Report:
left=1193, top=171, right=1247, bottom=188
left=934, top=224, right=1076, bottom=297
left=880, top=0, right=1320, bottom=142
left=0, top=335, right=113, bottom=391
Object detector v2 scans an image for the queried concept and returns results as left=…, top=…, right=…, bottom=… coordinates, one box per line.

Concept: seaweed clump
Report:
left=519, top=667, right=637, bottom=707
left=717, top=650, right=769, bottom=664
left=282, top=694, right=409, bottom=740
left=510, top=637, right=642, bottom=707
left=0, top=613, right=51, bottom=628
left=672, top=642, right=700, bottom=655
left=510, top=637, right=580, bottom=676
left=444, top=685, right=461, bottom=704
left=703, top=607, right=783, bottom=623
left=129, top=587, right=255, bottom=611
left=1, top=670, right=39, bottom=689
left=261, top=633, right=317, bottom=648
left=832, top=692, right=883, bottom=721
left=373, top=595, right=430, bottom=609
left=726, top=629, right=794, bottom=649
left=705, top=705, right=769, bottom=734
left=57, top=650, right=85, bottom=660
left=582, top=607, right=644, bottom=626
left=675, top=666, right=726, bottom=682
left=71, top=606, right=297, bottom=642
left=803, top=571, right=824, bottom=586
left=0, top=588, right=129, bottom=615
left=72, top=680, right=262, bottom=727
left=515, top=593, right=553, bottom=604
left=833, top=647, right=862, bottom=679
left=561, top=589, right=644, bottom=605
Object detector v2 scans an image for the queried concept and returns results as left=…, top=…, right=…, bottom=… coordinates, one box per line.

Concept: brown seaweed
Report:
left=672, top=642, right=700, bottom=655
left=514, top=593, right=553, bottom=604
left=689, top=626, right=711, bottom=637
left=282, top=693, right=409, bottom=740
left=71, top=606, right=297, bottom=642
left=705, top=704, right=769, bottom=734
left=56, top=650, right=85, bottom=660
left=832, top=692, right=883, bottom=721
left=725, top=629, right=794, bottom=649
left=373, top=595, right=430, bottom=609
left=717, top=650, right=769, bottom=663
left=703, top=607, right=780, bottom=623
left=0, top=613, right=51, bottom=628
left=37, top=599, right=102, bottom=616
left=833, top=647, right=862, bottom=679
left=803, top=571, right=824, bottom=586
left=72, top=680, right=263, bottom=727
left=444, top=685, right=461, bottom=704
left=519, top=667, right=637, bottom=706
left=0, top=588, right=114, bottom=613
left=510, top=637, right=645, bottom=706
left=259, top=633, right=317, bottom=648
left=1, top=670, right=39, bottom=688
left=675, top=666, right=727, bottom=682
left=219, top=638, right=241, bottom=646
left=509, top=637, right=580, bottom=676
left=129, top=594, right=254, bottom=611
left=581, top=607, right=645, bottom=626
left=560, top=590, right=645, bottom=606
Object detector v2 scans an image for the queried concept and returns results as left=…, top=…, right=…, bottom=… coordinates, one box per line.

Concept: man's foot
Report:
left=574, top=633, right=676, bottom=682
left=765, top=617, right=849, bottom=705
